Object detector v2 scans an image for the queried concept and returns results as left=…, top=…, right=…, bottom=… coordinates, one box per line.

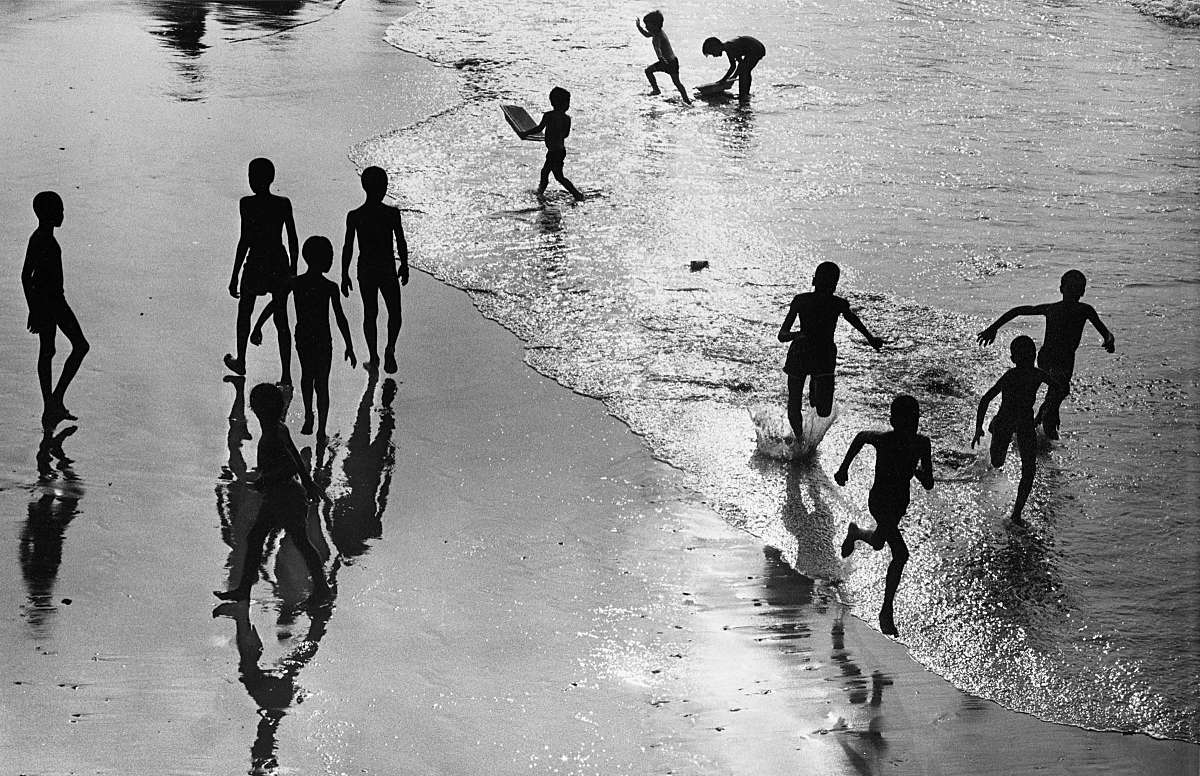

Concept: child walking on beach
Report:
left=520, top=87, right=585, bottom=202
left=22, top=191, right=90, bottom=428
left=214, top=382, right=330, bottom=603
left=341, top=166, right=409, bottom=374
left=976, top=269, right=1115, bottom=439
left=973, top=335, right=1060, bottom=522
left=835, top=395, right=934, bottom=636
left=777, top=261, right=883, bottom=446
left=702, top=35, right=766, bottom=100
left=251, top=236, right=357, bottom=438
left=636, top=11, right=691, bottom=104
left=225, top=158, right=299, bottom=385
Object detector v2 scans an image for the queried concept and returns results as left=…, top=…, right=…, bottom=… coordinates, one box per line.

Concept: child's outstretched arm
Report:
left=331, top=286, right=357, bottom=368
left=834, top=431, right=873, bottom=486
left=340, top=212, right=356, bottom=297
left=635, top=18, right=652, bottom=37
left=283, top=199, right=299, bottom=276
left=917, top=436, right=934, bottom=490
left=393, top=209, right=409, bottom=286
left=519, top=113, right=549, bottom=140
left=976, top=305, right=1044, bottom=346
left=843, top=309, right=884, bottom=351
left=972, top=381, right=1002, bottom=447
left=1086, top=306, right=1116, bottom=353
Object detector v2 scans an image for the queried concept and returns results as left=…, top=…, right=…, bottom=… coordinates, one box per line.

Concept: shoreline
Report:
left=0, top=1, right=1193, bottom=773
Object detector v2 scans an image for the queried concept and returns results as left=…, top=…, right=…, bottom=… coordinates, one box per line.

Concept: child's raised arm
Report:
left=340, top=211, right=356, bottom=297
left=972, top=379, right=1003, bottom=448
left=331, top=284, right=357, bottom=368
left=976, top=305, right=1046, bottom=346
left=1086, top=306, right=1116, bottom=353
left=834, top=431, right=875, bottom=486
left=635, top=17, right=652, bottom=37
left=843, top=308, right=884, bottom=351
left=393, top=209, right=409, bottom=286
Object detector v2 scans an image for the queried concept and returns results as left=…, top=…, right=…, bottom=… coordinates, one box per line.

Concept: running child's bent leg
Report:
left=989, top=425, right=1013, bottom=468
left=786, top=373, right=807, bottom=442
left=809, top=373, right=835, bottom=418
left=645, top=63, right=662, bottom=93
left=52, top=300, right=89, bottom=409
left=1011, top=427, right=1038, bottom=521
left=879, top=530, right=909, bottom=636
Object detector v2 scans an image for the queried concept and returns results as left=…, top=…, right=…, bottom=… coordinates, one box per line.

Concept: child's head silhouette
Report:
left=361, top=166, right=388, bottom=201
left=249, top=382, right=285, bottom=423
left=1060, top=269, right=1086, bottom=301
left=643, top=10, right=663, bottom=29
left=549, top=86, right=571, bottom=111
left=32, top=191, right=63, bottom=225
left=303, top=235, right=334, bottom=273
left=813, top=261, right=840, bottom=292
left=248, top=158, right=275, bottom=194
left=702, top=37, right=723, bottom=57
left=890, top=394, right=920, bottom=434
left=1010, top=335, right=1037, bottom=366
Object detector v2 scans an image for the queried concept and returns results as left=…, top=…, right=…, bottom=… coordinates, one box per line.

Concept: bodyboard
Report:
left=694, top=62, right=740, bottom=96
left=501, top=104, right=544, bottom=141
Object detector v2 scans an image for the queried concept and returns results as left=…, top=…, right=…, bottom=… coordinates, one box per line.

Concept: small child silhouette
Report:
left=341, top=166, right=409, bottom=374
left=251, top=236, right=356, bottom=439
left=702, top=35, right=766, bottom=100
left=973, top=335, right=1061, bottom=522
left=520, top=87, right=585, bottom=201
left=22, top=191, right=90, bottom=429
left=835, top=395, right=934, bottom=636
left=225, top=158, right=299, bottom=384
left=976, top=270, right=1114, bottom=439
left=636, top=11, right=691, bottom=104
left=777, top=261, right=883, bottom=446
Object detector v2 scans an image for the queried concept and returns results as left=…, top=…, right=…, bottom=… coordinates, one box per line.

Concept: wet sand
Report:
left=0, top=2, right=1195, bottom=774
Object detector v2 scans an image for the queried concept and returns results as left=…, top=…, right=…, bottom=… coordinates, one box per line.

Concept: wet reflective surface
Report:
left=358, top=0, right=1200, bottom=739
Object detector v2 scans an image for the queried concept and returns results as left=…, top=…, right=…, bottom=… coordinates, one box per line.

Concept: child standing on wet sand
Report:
left=973, top=335, right=1060, bottom=523
left=225, top=158, right=299, bottom=385
left=215, top=382, right=330, bottom=603
left=520, top=87, right=585, bottom=201
left=341, top=166, right=410, bottom=374
left=636, top=11, right=691, bottom=104
left=976, top=269, right=1115, bottom=439
left=22, top=191, right=90, bottom=429
left=777, top=261, right=883, bottom=446
left=836, top=395, right=934, bottom=637
left=251, top=236, right=357, bottom=439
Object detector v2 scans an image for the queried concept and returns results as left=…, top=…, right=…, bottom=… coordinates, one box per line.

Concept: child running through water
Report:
left=836, top=395, right=934, bottom=637
left=973, top=335, right=1060, bottom=523
left=520, top=87, right=585, bottom=201
left=22, top=191, right=90, bottom=429
left=777, top=261, right=883, bottom=447
left=976, top=269, right=1115, bottom=439
left=214, top=382, right=330, bottom=603
left=251, top=236, right=357, bottom=438
left=636, top=10, right=691, bottom=104
left=225, top=158, right=299, bottom=384
left=341, top=166, right=409, bottom=373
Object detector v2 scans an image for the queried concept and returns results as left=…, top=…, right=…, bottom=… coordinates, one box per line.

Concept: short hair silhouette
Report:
left=813, top=261, right=840, bottom=292
left=302, top=235, right=334, bottom=271
left=549, top=86, right=571, bottom=111
left=248, top=382, right=285, bottom=422
left=1010, top=335, right=1036, bottom=365
left=360, top=166, right=388, bottom=199
left=643, top=10, right=663, bottom=27
left=248, top=158, right=275, bottom=191
left=702, top=37, right=723, bottom=56
left=32, top=191, right=63, bottom=220
left=1061, top=269, right=1086, bottom=299
left=890, top=394, right=920, bottom=431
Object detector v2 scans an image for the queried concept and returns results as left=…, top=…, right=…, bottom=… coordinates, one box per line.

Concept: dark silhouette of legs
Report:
left=216, top=488, right=327, bottom=601
left=315, top=373, right=330, bottom=438
left=1012, top=428, right=1037, bottom=522
left=539, top=150, right=583, bottom=201
left=361, top=285, right=380, bottom=368
left=380, top=284, right=402, bottom=373
left=270, top=290, right=292, bottom=385
left=37, top=302, right=89, bottom=423
left=231, top=295, right=256, bottom=373
left=810, top=374, right=834, bottom=418
left=644, top=65, right=662, bottom=94
left=786, top=374, right=806, bottom=442
left=841, top=520, right=907, bottom=636
left=300, top=371, right=315, bottom=434
left=668, top=72, right=691, bottom=103
left=1037, top=385, right=1067, bottom=440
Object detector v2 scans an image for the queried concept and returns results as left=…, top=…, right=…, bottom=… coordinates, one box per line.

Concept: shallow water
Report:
left=356, top=0, right=1200, bottom=740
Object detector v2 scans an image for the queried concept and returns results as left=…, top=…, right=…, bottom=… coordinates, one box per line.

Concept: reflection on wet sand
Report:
left=20, top=426, right=83, bottom=636
left=829, top=616, right=891, bottom=774
left=328, top=373, right=397, bottom=561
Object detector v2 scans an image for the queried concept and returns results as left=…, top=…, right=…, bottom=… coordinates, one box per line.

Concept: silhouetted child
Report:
left=215, top=383, right=330, bottom=603
left=520, top=87, right=585, bottom=201
left=251, top=236, right=357, bottom=438
left=835, top=395, right=933, bottom=636
left=702, top=35, right=766, bottom=100
left=976, top=270, right=1114, bottom=439
left=226, top=158, right=299, bottom=384
left=22, top=191, right=90, bottom=429
left=777, top=261, right=883, bottom=445
left=636, top=11, right=691, bottom=105
left=973, top=335, right=1061, bottom=522
left=341, top=166, right=409, bottom=374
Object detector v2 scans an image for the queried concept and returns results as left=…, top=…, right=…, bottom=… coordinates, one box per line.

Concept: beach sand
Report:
left=0, top=2, right=1195, bottom=773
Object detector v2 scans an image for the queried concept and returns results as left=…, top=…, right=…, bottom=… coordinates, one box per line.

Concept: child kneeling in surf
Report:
left=835, top=394, right=934, bottom=636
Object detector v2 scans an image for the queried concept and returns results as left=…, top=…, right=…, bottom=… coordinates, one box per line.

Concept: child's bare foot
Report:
left=384, top=350, right=397, bottom=374
left=249, top=330, right=263, bottom=346
left=301, top=413, right=314, bottom=435
left=213, top=588, right=250, bottom=602
left=648, top=88, right=661, bottom=95
left=223, top=353, right=246, bottom=376
left=841, top=523, right=858, bottom=558
left=879, top=609, right=897, bottom=636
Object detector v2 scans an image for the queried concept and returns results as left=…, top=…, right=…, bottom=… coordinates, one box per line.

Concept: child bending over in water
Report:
left=520, top=86, right=585, bottom=201
left=836, top=394, right=934, bottom=636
